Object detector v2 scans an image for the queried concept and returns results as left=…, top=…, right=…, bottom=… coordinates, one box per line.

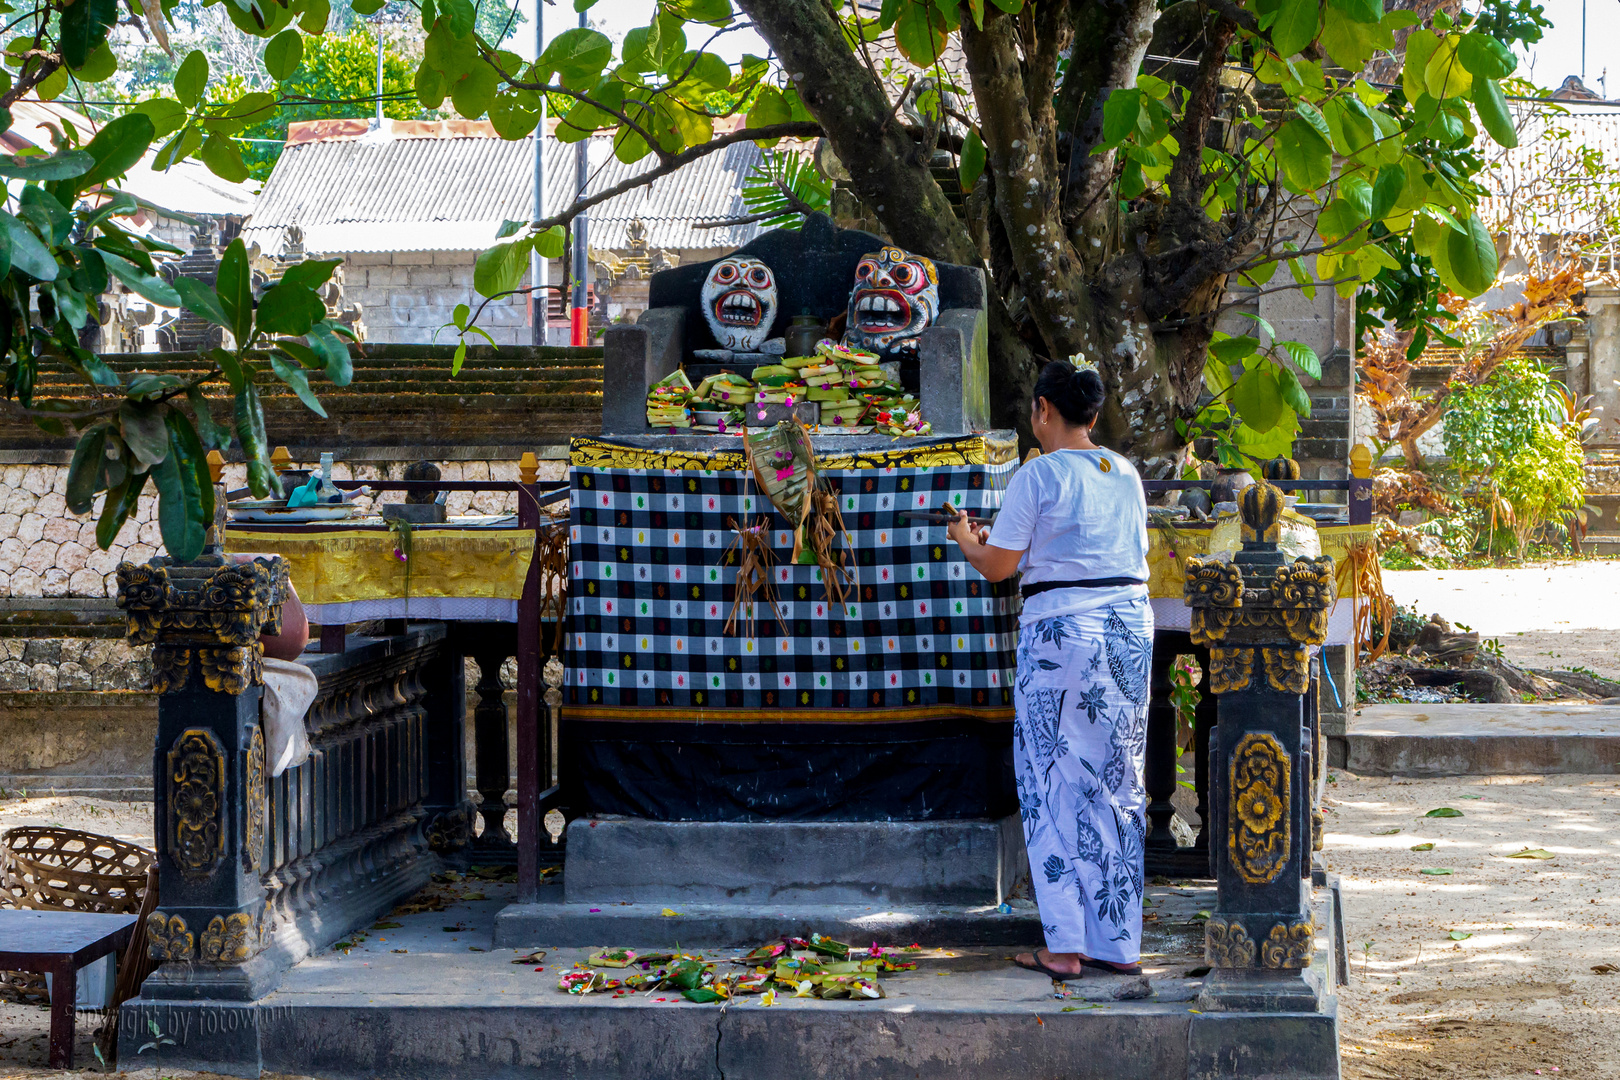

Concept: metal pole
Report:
left=569, top=9, right=590, bottom=347
left=374, top=19, right=384, bottom=128
left=529, top=0, right=547, bottom=346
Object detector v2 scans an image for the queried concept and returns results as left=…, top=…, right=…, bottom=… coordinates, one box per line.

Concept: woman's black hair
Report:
left=1032, top=359, right=1106, bottom=427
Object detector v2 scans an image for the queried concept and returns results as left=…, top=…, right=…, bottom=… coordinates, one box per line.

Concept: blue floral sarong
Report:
left=1014, top=596, right=1154, bottom=963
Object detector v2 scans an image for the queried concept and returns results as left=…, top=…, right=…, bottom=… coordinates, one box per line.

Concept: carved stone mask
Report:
left=846, top=246, right=938, bottom=353
left=700, top=255, right=777, bottom=351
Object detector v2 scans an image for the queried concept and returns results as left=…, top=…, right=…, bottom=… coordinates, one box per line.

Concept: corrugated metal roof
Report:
left=243, top=129, right=767, bottom=256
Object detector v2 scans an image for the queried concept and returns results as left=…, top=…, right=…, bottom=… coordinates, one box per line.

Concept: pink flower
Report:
left=717, top=421, right=727, bottom=433
left=394, top=548, right=407, bottom=562
left=784, top=395, right=795, bottom=407
left=757, top=408, right=767, bottom=420
left=775, top=466, right=794, bottom=481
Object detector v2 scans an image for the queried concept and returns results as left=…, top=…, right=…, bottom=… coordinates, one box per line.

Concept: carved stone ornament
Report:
left=845, top=246, right=939, bottom=354
left=199, top=911, right=261, bottom=963
left=426, top=808, right=472, bottom=853
left=1261, top=919, right=1316, bottom=969
left=1262, top=646, right=1311, bottom=695
left=147, top=912, right=194, bottom=962
left=1208, top=646, right=1254, bottom=695
left=1228, top=731, right=1291, bottom=885
left=117, top=557, right=288, bottom=696
left=169, top=728, right=226, bottom=880
left=701, top=255, right=778, bottom=351
left=1206, top=919, right=1257, bottom=967
left=245, top=725, right=266, bottom=873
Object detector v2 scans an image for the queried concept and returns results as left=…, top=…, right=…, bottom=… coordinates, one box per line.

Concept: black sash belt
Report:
left=1021, top=577, right=1147, bottom=599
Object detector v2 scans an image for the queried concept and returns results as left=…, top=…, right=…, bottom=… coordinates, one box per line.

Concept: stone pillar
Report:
left=116, top=515, right=290, bottom=1000
left=1184, top=480, right=1334, bottom=1012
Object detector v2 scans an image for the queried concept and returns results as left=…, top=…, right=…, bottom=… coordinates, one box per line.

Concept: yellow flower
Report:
left=1236, top=783, right=1282, bottom=834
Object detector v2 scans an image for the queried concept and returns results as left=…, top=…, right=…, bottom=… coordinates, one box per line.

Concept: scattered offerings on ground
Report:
left=552, top=934, right=918, bottom=1004
left=646, top=371, right=694, bottom=430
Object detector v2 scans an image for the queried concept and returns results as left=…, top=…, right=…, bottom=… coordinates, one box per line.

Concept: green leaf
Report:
left=1457, top=31, right=1515, bottom=79
left=130, top=98, right=188, bottom=139
left=101, top=250, right=181, bottom=306
left=1420, top=867, right=1453, bottom=876
left=1293, top=102, right=1332, bottom=143
left=1327, top=0, right=1380, bottom=24
left=1411, top=842, right=1435, bottom=851
left=1444, top=213, right=1498, bottom=297
left=532, top=225, right=566, bottom=259
left=174, top=49, right=209, bottom=108
left=441, top=0, right=475, bottom=35
left=1271, top=0, right=1321, bottom=57
left=1447, top=930, right=1471, bottom=940
left=1403, top=29, right=1439, bottom=104
left=1101, top=88, right=1142, bottom=146
left=1425, top=807, right=1464, bottom=818
left=1277, top=365, right=1311, bottom=417
left=1232, top=369, right=1285, bottom=431
left=264, top=30, right=303, bottom=81
left=1371, top=164, right=1406, bottom=221
left=119, top=402, right=169, bottom=467
left=80, top=113, right=157, bottom=189
left=270, top=354, right=328, bottom=418
left=307, top=322, right=352, bottom=386
left=76, top=40, right=118, bottom=82
left=199, top=133, right=251, bottom=184
left=895, top=1, right=948, bottom=64
left=1424, top=35, right=1473, bottom=99
left=0, top=212, right=56, bottom=281
left=1210, top=335, right=1260, bottom=363
left=1279, top=340, right=1322, bottom=380
left=0, top=149, right=93, bottom=180
left=474, top=236, right=534, bottom=297
left=186, top=386, right=229, bottom=450
left=19, top=187, right=72, bottom=245
left=172, top=276, right=230, bottom=329
left=1472, top=77, right=1517, bottom=148
left=959, top=128, right=986, bottom=192
left=216, top=238, right=252, bottom=346
left=257, top=282, right=325, bottom=336
left=96, top=470, right=146, bottom=550
left=489, top=89, right=542, bottom=140
left=666, top=0, right=731, bottom=21
left=234, top=382, right=273, bottom=498
left=59, top=0, right=117, bottom=69
left=152, top=419, right=203, bottom=562
left=66, top=426, right=108, bottom=515
left=300, top=0, right=331, bottom=34
left=542, top=27, right=613, bottom=89
left=278, top=258, right=341, bottom=292
left=746, top=85, right=790, bottom=143
left=1274, top=118, right=1332, bottom=191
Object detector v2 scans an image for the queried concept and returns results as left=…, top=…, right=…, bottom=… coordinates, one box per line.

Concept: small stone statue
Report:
left=700, top=255, right=778, bottom=351
left=845, top=246, right=939, bottom=354
left=403, top=461, right=440, bottom=504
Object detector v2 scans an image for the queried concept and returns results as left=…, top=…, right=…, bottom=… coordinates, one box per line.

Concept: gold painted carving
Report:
left=1208, top=647, right=1254, bottom=694
left=1229, top=732, right=1291, bottom=885
left=117, top=557, right=288, bottom=696
left=1239, top=481, right=1284, bottom=544
left=147, top=912, right=194, bottom=962
left=245, top=726, right=266, bottom=874
left=200, top=912, right=260, bottom=963
left=1184, top=557, right=1243, bottom=608
left=169, top=728, right=226, bottom=879
left=1262, top=646, right=1310, bottom=694
left=1206, top=919, right=1257, bottom=967
left=1261, top=920, right=1316, bottom=969
left=1272, top=557, right=1336, bottom=609
left=426, top=808, right=471, bottom=853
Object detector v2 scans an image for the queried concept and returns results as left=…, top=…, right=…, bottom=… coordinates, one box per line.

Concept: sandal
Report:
left=1013, top=951, right=1081, bottom=982
left=1080, top=956, right=1143, bottom=976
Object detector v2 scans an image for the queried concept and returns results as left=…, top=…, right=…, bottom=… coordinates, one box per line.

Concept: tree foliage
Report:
left=0, top=0, right=1560, bottom=552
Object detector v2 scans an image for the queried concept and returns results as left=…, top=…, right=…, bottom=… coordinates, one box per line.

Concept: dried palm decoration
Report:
left=536, top=510, right=570, bottom=652
left=808, top=487, right=854, bottom=606
left=722, top=516, right=784, bottom=637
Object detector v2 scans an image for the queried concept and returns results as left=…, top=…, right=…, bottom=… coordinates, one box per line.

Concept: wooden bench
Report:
left=0, top=910, right=137, bottom=1068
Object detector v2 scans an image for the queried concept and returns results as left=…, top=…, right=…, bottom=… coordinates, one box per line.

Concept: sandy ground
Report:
left=1384, top=563, right=1620, bottom=681
left=0, top=777, right=1616, bottom=1078
left=1325, top=772, right=1620, bottom=1080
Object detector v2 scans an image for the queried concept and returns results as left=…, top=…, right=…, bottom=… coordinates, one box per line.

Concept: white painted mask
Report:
left=846, top=246, right=938, bottom=353
left=700, top=255, right=777, bottom=352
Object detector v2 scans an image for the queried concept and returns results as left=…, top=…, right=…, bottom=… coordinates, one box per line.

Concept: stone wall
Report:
left=340, top=252, right=538, bottom=346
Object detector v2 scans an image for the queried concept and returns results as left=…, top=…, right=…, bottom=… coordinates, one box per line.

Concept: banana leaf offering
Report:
left=646, top=370, right=694, bottom=430
left=744, top=420, right=819, bottom=563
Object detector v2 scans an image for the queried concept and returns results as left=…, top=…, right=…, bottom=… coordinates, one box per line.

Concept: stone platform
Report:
left=1345, top=703, right=1620, bottom=776
left=118, top=878, right=1344, bottom=1080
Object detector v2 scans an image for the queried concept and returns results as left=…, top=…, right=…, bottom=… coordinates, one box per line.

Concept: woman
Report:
left=947, top=360, right=1153, bottom=980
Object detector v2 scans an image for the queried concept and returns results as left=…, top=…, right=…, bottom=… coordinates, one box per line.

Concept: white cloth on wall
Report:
left=261, top=657, right=318, bottom=776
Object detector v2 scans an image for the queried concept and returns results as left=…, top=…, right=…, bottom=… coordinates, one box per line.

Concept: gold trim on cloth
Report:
left=228, top=528, right=535, bottom=607
left=1149, top=522, right=1373, bottom=600
left=570, top=433, right=1019, bottom=472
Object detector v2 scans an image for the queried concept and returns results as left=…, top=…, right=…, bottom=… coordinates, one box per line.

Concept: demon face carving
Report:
left=845, top=246, right=939, bottom=354
left=701, top=255, right=777, bottom=352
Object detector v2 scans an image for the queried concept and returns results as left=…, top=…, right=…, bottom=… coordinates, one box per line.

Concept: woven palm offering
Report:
left=744, top=420, right=819, bottom=562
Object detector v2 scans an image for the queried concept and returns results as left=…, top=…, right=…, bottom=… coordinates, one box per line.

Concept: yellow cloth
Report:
left=229, top=528, right=536, bottom=606
left=1147, top=521, right=1374, bottom=600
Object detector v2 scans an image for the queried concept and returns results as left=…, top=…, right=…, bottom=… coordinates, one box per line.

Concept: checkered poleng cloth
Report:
left=564, top=436, right=1021, bottom=722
